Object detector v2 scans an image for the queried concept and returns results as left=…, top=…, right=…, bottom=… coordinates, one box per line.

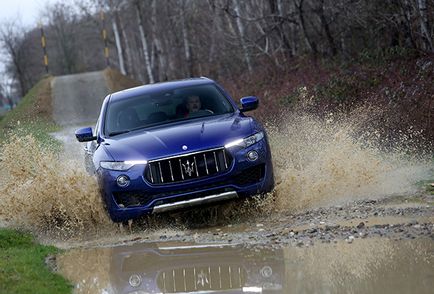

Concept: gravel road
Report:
left=105, top=194, right=433, bottom=249
left=51, top=71, right=109, bottom=126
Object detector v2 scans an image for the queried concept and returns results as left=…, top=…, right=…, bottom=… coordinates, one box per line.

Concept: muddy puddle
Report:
left=57, top=238, right=434, bottom=294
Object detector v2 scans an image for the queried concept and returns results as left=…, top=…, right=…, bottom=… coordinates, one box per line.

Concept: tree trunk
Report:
left=111, top=10, right=126, bottom=75
left=401, top=0, right=418, bottom=49
left=270, top=0, right=293, bottom=56
left=119, top=16, right=132, bottom=75
left=316, top=0, right=337, bottom=56
left=152, top=0, right=168, bottom=81
left=135, top=0, right=155, bottom=83
left=180, top=0, right=193, bottom=77
left=287, top=0, right=298, bottom=56
left=296, top=0, right=318, bottom=55
left=234, top=0, right=253, bottom=73
left=417, top=0, right=433, bottom=51
left=208, top=2, right=218, bottom=64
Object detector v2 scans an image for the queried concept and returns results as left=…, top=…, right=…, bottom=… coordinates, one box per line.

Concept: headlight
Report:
left=225, top=132, right=264, bottom=149
left=100, top=160, right=147, bottom=171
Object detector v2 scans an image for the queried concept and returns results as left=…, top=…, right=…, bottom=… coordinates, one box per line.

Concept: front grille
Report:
left=157, top=265, right=246, bottom=293
left=145, top=148, right=232, bottom=185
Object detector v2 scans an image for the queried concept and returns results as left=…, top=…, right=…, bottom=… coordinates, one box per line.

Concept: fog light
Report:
left=129, top=274, right=142, bottom=287
left=117, top=175, right=130, bottom=187
left=260, top=266, right=273, bottom=278
left=247, top=150, right=259, bottom=161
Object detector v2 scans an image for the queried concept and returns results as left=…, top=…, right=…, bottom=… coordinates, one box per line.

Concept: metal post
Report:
left=100, top=6, right=110, bottom=66
left=39, top=22, right=49, bottom=74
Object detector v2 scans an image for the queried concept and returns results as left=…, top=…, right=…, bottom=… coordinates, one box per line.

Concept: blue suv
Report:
left=75, top=78, right=274, bottom=222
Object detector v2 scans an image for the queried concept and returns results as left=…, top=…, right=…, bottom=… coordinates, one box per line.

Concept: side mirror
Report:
left=75, top=127, right=96, bottom=142
left=240, top=96, right=259, bottom=112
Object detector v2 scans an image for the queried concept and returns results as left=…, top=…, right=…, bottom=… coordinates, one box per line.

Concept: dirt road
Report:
left=44, top=71, right=433, bottom=293
left=51, top=71, right=109, bottom=126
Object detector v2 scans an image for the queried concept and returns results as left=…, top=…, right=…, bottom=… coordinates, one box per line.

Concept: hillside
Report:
left=0, top=68, right=139, bottom=142
left=223, top=54, right=434, bottom=145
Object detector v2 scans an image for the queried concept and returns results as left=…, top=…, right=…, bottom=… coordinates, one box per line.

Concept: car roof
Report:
left=109, top=77, right=216, bottom=102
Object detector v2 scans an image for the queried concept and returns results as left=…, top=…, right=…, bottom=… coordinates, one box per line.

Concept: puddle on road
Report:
left=57, top=238, right=434, bottom=294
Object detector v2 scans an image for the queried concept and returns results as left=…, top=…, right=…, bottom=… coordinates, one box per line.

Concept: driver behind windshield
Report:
left=179, top=95, right=213, bottom=118
left=186, top=95, right=202, bottom=113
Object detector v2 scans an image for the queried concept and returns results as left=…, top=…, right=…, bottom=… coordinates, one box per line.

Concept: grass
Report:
left=0, top=77, right=68, bottom=292
left=0, top=229, right=72, bottom=294
left=0, top=75, right=61, bottom=151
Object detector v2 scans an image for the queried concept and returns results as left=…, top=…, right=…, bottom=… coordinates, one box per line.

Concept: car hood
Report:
left=103, top=114, right=254, bottom=161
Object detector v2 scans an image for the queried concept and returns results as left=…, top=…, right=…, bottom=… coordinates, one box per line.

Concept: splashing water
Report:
left=0, top=108, right=431, bottom=239
left=269, top=109, right=432, bottom=212
left=0, top=133, right=113, bottom=236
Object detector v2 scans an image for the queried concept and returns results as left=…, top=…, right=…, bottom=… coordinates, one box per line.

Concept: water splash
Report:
left=269, top=108, right=431, bottom=212
left=0, top=133, right=113, bottom=237
left=0, top=107, right=431, bottom=239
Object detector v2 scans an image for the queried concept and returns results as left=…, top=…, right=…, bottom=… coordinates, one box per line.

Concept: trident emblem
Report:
left=196, top=270, right=209, bottom=287
left=182, top=160, right=195, bottom=176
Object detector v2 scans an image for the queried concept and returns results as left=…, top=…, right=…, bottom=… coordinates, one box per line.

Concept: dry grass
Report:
left=103, top=67, right=140, bottom=93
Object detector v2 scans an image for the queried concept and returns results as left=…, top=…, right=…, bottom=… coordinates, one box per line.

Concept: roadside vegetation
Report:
left=104, top=67, right=140, bottom=92
left=0, top=75, right=60, bottom=150
left=223, top=52, right=434, bottom=148
left=0, top=77, right=71, bottom=292
left=0, top=229, right=71, bottom=294
left=0, top=65, right=139, bottom=284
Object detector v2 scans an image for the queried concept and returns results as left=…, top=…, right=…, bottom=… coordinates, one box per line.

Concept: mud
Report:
left=56, top=238, right=434, bottom=294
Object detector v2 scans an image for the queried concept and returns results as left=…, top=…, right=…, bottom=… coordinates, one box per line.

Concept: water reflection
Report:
left=57, top=238, right=433, bottom=294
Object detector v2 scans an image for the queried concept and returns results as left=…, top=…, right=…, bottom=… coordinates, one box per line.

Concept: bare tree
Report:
left=135, top=0, right=154, bottom=83
left=2, top=0, right=433, bottom=98
left=46, top=3, right=81, bottom=74
left=0, top=21, right=30, bottom=97
left=234, top=0, right=253, bottom=73
left=417, top=0, right=433, bottom=51
left=179, top=0, right=193, bottom=76
left=108, top=0, right=127, bottom=75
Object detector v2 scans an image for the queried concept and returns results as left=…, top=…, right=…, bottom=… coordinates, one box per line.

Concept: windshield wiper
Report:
left=109, top=125, right=147, bottom=136
left=109, top=130, right=130, bottom=136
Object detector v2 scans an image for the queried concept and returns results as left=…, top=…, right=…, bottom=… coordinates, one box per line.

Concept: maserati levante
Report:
left=75, top=77, right=274, bottom=222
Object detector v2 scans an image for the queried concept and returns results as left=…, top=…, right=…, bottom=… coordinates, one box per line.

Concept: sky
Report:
left=0, top=0, right=60, bottom=96
left=0, top=0, right=59, bottom=28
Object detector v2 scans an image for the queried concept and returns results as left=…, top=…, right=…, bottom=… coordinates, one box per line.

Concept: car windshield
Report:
left=104, top=84, right=235, bottom=136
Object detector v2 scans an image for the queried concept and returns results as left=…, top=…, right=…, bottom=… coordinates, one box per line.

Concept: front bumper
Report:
left=97, top=140, right=274, bottom=222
